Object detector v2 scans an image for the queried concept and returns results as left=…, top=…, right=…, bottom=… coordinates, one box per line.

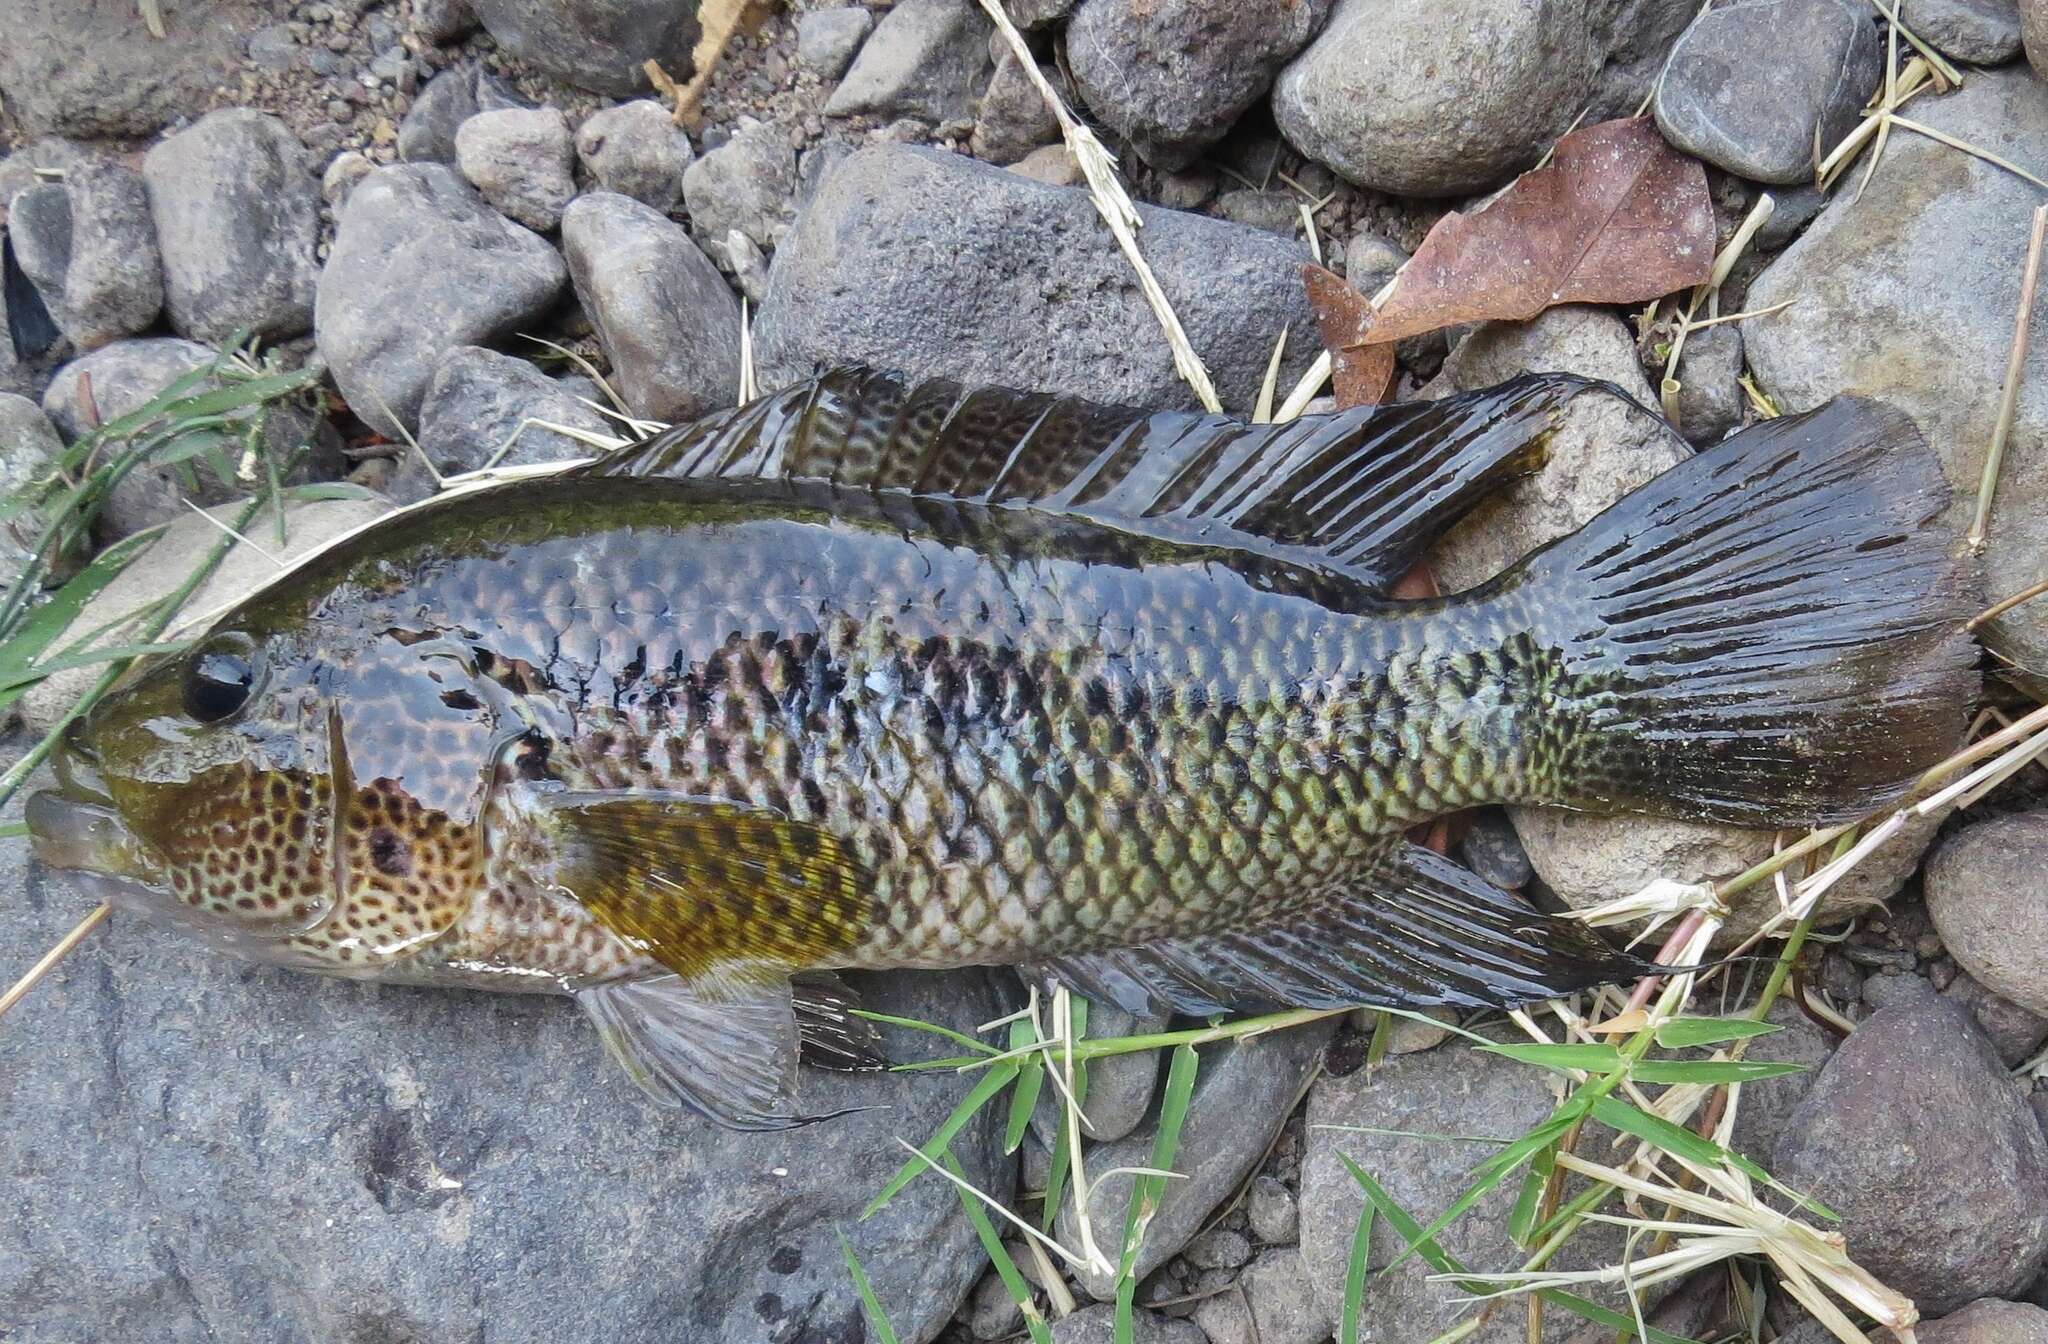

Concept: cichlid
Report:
left=27, top=368, right=1977, bottom=1128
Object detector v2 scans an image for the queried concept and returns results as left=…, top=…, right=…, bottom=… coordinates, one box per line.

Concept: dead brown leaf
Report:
left=1301, top=264, right=1395, bottom=409
left=1360, top=117, right=1715, bottom=347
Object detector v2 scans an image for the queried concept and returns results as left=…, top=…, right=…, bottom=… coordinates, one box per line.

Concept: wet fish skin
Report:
left=28, top=369, right=1977, bottom=1127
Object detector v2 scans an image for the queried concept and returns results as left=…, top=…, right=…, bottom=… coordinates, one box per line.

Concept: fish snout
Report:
left=25, top=790, right=135, bottom=875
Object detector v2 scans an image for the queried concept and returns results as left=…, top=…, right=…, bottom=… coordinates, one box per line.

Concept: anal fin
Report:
left=794, top=970, right=890, bottom=1072
left=1032, top=844, right=1651, bottom=1017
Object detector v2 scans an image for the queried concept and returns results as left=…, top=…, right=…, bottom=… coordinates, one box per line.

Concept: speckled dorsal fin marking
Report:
left=577, top=970, right=868, bottom=1130
left=544, top=791, right=870, bottom=983
left=1033, top=843, right=1653, bottom=1017
left=576, top=366, right=1618, bottom=591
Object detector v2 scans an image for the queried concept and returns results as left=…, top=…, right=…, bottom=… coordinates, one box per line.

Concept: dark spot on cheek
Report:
left=768, top=1245, right=803, bottom=1274
left=368, top=827, right=411, bottom=877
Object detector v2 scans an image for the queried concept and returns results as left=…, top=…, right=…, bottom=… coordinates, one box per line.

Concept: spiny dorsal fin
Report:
left=1031, top=842, right=1651, bottom=1017
left=575, top=367, right=1611, bottom=592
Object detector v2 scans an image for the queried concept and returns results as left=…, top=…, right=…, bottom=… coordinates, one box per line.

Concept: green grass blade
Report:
left=849, top=1009, right=1000, bottom=1056
left=1337, top=1154, right=1490, bottom=1293
left=1652, top=1017, right=1783, bottom=1049
left=1476, top=1042, right=1623, bottom=1072
left=1506, top=1144, right=1555, bottom=1246
left=863, top=1061, right=1019, bottom=1218
left=1628, top=1060, right=1807, bottom=1085
left=0, top=640, right=188, bottom=696
left=1040, top=1111, right=1073, bottom=1233
left=1381, top=1108, right=1579, bottom=1276
left=1005, top=1021, right=1045, bottom=1156
left=837, top=1230, right=902, bottom=1344
left=0, top=528, right=160, bottom=679
left=1115, top=1041, right=1200, bottom=1343
left=943, top=1150, right=1053, bottom=1344
left=1340, top=1170, right=1372, bottom=1344
left=1536, top=1289, right=1704, bottom=1344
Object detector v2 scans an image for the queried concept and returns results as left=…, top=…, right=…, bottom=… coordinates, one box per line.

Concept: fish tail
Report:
left=1523, top=396, right=1979, bottom=826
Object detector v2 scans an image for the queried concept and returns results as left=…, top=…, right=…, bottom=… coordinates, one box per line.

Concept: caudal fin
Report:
left=1521, top=397, right=1979, bottom=827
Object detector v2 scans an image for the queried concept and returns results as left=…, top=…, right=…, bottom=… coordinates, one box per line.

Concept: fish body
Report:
left=29, top=369, right=1977, bottom=1127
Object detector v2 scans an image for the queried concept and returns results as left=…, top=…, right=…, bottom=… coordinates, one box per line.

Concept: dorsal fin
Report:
left=575, top=366, right=1612, bottom=592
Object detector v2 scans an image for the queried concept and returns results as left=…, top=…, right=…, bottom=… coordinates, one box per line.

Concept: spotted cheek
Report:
left=285, top=779, right=480, bottom=967
left=144, top=769, right=337, bottom=934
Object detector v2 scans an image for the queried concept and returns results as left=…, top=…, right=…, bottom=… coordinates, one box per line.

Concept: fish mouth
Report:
left=24, top=788, right=178, bottom=917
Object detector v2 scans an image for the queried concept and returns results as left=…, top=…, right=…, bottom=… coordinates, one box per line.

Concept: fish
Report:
left=26, top=366, right=1978, bottom=1129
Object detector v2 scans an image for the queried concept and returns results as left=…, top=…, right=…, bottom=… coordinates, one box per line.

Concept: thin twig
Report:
left=0, top=902, right=111, bottom=1020
left=1970, top=574, right=2048, bottom=630
left=1967, top=204, right=2048, bottom=552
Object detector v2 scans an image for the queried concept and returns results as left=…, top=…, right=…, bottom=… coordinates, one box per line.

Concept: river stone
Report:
left=755, top=144, right=1319, bottom=412
left=1921, top=1299, right=2048, bottom=1343
left=48, top=160, right=162, bottom=350
left=1056, top=1020, right=1335, bottom=1300
left=797, top=6, right=875, bottom=78
left=403, top=346, right=612, bottom=496
left=823, top=0, right=993, bottom=123
left=1051, top=1304, right=1205, bottom=1343
left=1945, top=972, right=2048, bottom=1069
left=1272, top=0, right=1697, bottom=196
left=1190, top=1247, right=1330, bottom=1344
left=1066, top=0, right=1334, bottom=171
left=1911, top=0, right=2025, bottom=64
left=399, top=65, right=516, bottom=165
left=143, top=110, right=321, bottom=345
left=2028, top=0, right=2048, bottom=74
left=1774, top=1000, right=2048, bottom=1315
left=1745, top=68, right=2047, bottom=688
left=0, top=0, right=276, bottom=137
left=1299, top=1032, right=1630, bottom=1341
left=315, top=164, right=565, bottom=436
left=0, top=813, right=1010, bottom=1344
left=1651, top=0, right=1881, bottom=184
left=561, top=192, right=742, bottom=424
left=455, top=107, right=577, bottom=232
left=0, top=394, right=70, bottom=589
left=970, top=50, right=1061, bottom=166
left=1671, top=321, right=1743, bottom=445
left=1422, top=305, right=1942, bottom=940
left=1926, top=811, right=2048, bottom=1016
left=575, top=100, right=694, bottom=212
left=14, top=495, right=395, bottom=734
left=6, top=183, right=72, bottom=315
left=1031, top=1000, right=1170, bottom=1145
left=467, top=0, right=700, bottom=96
left=681, top=115, right=799, bottom=253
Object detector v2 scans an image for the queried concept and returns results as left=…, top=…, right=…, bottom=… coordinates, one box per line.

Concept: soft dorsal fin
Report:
left=575, top=366, right=1611, bottom=592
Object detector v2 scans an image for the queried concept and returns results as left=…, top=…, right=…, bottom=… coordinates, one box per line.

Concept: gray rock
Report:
left=1274, top=0, right=1694, bottom=197
left=971, top=51, right=1061, bottom=166
left=1300, top=1033, right=1630, bottom=1341
left=317, top=165, right=565, bottom=436
left=755, top=144, right=1320, bottom=411
left=467, top=0, right=698, bottom=96
left=1011, top=0, right=1078, bottom=23
left=1752, top=181, right=1831, bottom=249
left=1191, top=1247, right=1330, bottom=1344
left=0, top=814, right=1010, bottom=1344
left=1921, top=1299, right=2048, bottom=1343
left=1068, top=0, right=1333, bottom=171
left=797, top=6, right=875, bottom=78
left=1010, top=143, right=1083, bottom=187
left=1651, top=0, right=1881, bottom=184
left=322, top=150, right=376, bottom=208
left=15, top=494, right=394, bottom=733
left=1747, top=69, right=2048, bottom=687
left=1212, top=189, right=1301, bottom=237
left=1670, top=321, right=1744, bottom=445
left=1056, top=1020, right=1334, bottom=1300
left=48, top=160, right=163, bottom=350
left=1034, top=1000, right=1169, bottom=1144
left=404, top=346, right=612, bottom=492
left=400, top=66, right=483, bottom=164
left=1724, top=998, right=1836, bottom=1164
left=575, top=100, right=694, bottom=213
left=0, top=393, right=69, bottom=588
left=6, top=183, right=72, bottom=310
left=1927, top=811, right=2048, bottom=1017
left=244, top=22, right=297, bottom=72
left=1246, top=1174, right=1298, bottom=1246
left=1774, top=1000, right=2048, bottom=1315
left=456, top=106, right=576, bottom=231
left=1861, top=970, right=1939, bottom=1011
left=1423, top=306, right=1939, bottom=938
left=1912, top=0, right=2025, bottom=64
left=1456, top=808, right=1532, bottom=890
left=825, top=0, right=993, bottom=123
left=1185, top=1227, right=1253, bottom=1271
left=1051, top=1303, right=1206, bottom=1343
left=1946, top=972, right=2048, bottom=1069
left=681, top=116, right=798, bottom=252
left=2029, top=0, right=2048, bottom=74
left=0, top=0, right=279, bottom=137
left=561, top=192, right=742, bottom=424
left=415, top=0, right=480, bottom=43
left=142, top=109, right=320, bottom=344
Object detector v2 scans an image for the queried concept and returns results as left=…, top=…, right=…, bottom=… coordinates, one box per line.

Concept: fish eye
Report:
left=182, top=635, right=260, bottom=724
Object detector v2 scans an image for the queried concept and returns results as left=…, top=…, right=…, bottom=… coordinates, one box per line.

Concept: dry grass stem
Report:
left=0, top=902, right=111, bottom=1020
left=1967, top=203, right=2048, bottom=551
left=1275, top=350, right=1332, bottom=423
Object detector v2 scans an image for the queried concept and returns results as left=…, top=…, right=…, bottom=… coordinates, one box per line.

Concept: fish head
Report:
left=28, top=573, right=512, bottom=969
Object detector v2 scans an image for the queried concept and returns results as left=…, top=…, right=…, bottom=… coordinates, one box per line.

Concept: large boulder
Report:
left=1745, top=69, right=2048, bottom=687
left=754, top=144, right=1320, bottom=412
left=0, top=0, right=275, bottom=137
left=315, top=165, right=565, bottom=436
left=0, top=819, right=1011, bottom=1344
left=466, top=0, right=699, bottom=96
left=1066, top=0, right=1334, bottom=171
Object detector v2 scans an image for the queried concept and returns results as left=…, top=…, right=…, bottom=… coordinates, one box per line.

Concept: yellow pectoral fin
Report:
left=541, top=790, right=872, bottom=980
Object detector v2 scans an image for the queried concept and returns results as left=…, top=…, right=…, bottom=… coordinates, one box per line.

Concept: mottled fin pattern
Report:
left=1521, top=397, right=1980, bottom=826
left=579, top=366, right=1610, bottom=592
left=1034, top=842, right=1650, bottom=1017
